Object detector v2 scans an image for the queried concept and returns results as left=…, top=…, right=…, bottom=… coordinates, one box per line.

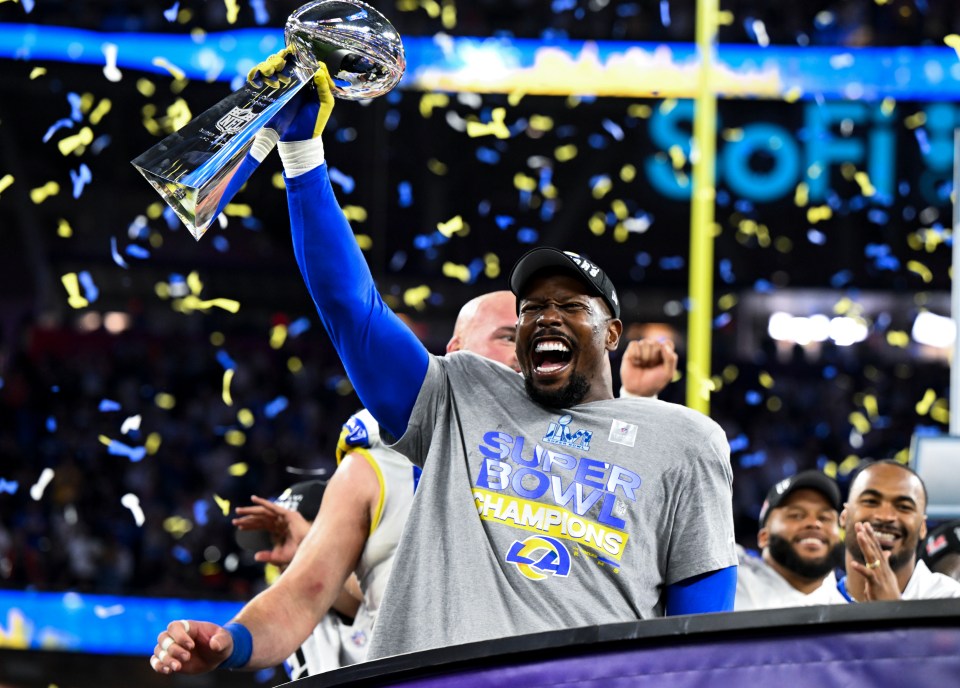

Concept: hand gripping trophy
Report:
left=131, top=1, right=405, bottom=240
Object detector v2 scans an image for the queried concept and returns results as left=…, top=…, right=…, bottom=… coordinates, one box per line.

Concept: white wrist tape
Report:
left=278, top=136, right=325, bottom=177
left=249, top=128, right=280, bottom=163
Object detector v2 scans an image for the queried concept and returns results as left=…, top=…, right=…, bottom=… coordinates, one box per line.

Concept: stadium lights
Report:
left=768, top=312, right=868, bottom=347
left=911, top=311, right=956, bottom=349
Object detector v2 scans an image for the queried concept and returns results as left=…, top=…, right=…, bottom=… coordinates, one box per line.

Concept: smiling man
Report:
left=735, top=471, right=843, bottom=610
left=837, top=461, right=960, bottom=602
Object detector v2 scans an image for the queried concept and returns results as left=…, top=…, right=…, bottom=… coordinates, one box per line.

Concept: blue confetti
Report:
left=807, top=229, right=826, bottom=245
left=42, top=118, right=74, bottom=143
left=287, top=318, right=311, bottom=338
left=719, top=259, right=735, bottom=284
left=476, top=147, right=500, bottom=164
left=110, top=237, right=129, bottom=269
left=587, top=133, right=608, bottom=149
left=714, top=312, right=732, bottom=328
left=328, top=167, right=355, bottom=194
left=0, top=479, right=18, bottom=494
left=125, top=245, right=151, bottom=259
left=540, top=199, right=556, bottom=222
left=249, top=0, right=269, bottom=24
left=107, top=440, right=147, bottom=462
left=734, top=199, right=754, bottom=213
left=822, top=365, right=838, bottom=380
left=830, top=270, right=852, bottom=288
left=172, top=545, right=192, bottom=564
left=163, top=2, right=180, bottom=21
left=98, top=399, right=122, bottom=412
left=716, top=190, right=730, bottom=206
left=254, top=667, right=277, bottom=684
left=78, top=271, right=99, bottom=303
left=728, top=434, right=749, bottom=452
left=659, top=0, right=671, bottom=26
left=384, top=109, right=401, bottom=131
left=635, top=252, right=651, bottom=267
left=745, top=390, right=762, bottom=405
left=659, top=256, right=685, bottom=270
left=193, top=500, right=209, bottom=527
left=551, top=0, right=576, bottom=11
left=914, top=128, right=931, bottom=155
left=70, top=164, right=92, bottom=199
left=216, top=350, right=236, bottom=370
left=739, top=451, right=767, bottom=468
left=264, top=396, right=289, bottom=419
left=67, top=92, right=83, bottom=122
left=162, top=206, right=181, bottom=230
left=46, top=416, right=57, bottom=432
left=397, top=181, right=413, bottom=207
left=753, top=279, right=774, bottom=293
left=815, top=423, right=831, bottom=439
left=389, top=251, right=407, bottom=271
left=867, top=209, right=888, bottom=225
left=495, top=216, right=516, bottom=230
left=517, top=228, right=539, bottom=244
left=21, top=0, right=34, bottom=11
left=601, top=119, right=625, bottom=141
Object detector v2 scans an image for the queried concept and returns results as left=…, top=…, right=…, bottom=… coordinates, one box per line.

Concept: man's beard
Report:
left=768, top=533, right=837, bottom=580
left=525, top=372, right=590, bottom=409
left=846, top=526, right=914, bottom=572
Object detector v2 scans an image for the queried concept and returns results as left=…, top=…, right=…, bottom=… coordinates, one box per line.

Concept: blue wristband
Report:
left=219, top=622, right=253, bottom=670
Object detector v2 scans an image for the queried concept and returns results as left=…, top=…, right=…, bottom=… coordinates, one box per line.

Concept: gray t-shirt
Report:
left=368, top=352, right=737, bottom=659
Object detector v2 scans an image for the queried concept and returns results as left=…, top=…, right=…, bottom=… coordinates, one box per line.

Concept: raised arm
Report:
left=268, top=52, right=428, bottom=438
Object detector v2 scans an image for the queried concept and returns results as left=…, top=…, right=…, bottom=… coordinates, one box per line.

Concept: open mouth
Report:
left=532, top=338, right=573, bottom=375
left=795, top=535, right=828, bottom=552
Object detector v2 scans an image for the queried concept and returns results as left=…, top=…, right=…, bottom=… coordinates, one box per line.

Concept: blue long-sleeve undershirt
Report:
left=286, top=164, right=428, bottom=438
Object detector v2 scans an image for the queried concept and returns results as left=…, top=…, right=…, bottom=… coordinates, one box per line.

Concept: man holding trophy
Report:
left=148, top=0, right=736, bottom=676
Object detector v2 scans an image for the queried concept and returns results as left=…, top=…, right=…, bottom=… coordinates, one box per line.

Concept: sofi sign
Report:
left=646, top=101, right=958, bottom=205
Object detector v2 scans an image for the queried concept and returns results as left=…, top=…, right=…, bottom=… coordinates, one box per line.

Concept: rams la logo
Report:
left=505, top=535, right=571, bottom=581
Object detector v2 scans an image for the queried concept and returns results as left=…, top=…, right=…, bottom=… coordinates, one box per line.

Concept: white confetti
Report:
left=30, top=468, right=54, bottom=501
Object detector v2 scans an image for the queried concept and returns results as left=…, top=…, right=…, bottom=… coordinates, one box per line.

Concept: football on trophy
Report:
left=285, top=0, right=406, bottom=100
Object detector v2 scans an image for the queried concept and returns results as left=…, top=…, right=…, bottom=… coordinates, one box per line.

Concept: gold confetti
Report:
left=163, top=516, right=193, bottom=538
left=403, top=285, right=431, bottom=310
left=591, top=176, right=612, bottom=200
left=667, top=145, right=686, bottom=170
left=838, top=455, right=861, bottom=476
left=427, top=159, right=447, bottom=175
left=718, top=293, right=738, bottom=310
left=420, top=0, right=441, bottom=18
left=806, top=205, right=833, bottom=223
left=513, top=173, right=536, bottom=192
left=853, top=171, right=875, bottom=196
left=906, top=260, right=933, bottom=283
left=507, top=90, right=525, bottom=106
left=30, top=181, right=60, bottom=203
left=237, top=409, right=254, bottom=428
left=213, top=494, right=231, bottom=516
left=886, top=331, right=910, bottom=348
left=57, top=127, right=94, bottom=156
left=186, top=271, right=203, bottom=295
left=440, top=0, right=456, bottom=29
left=342, top=205, right=368, bottom=222
left=466, top=108, right=510, bottom=139
left=174, top=296, right=241, bottom=314
left=442, top=262, right=471, bottom=283
left=437, top=215, right=465, bottom=237
left=60, top=273, right=89, bottom=309
left=224, top=0, right=240, bottom=23
left=136, top=78, right=156, bottom=97
left=627, top=104, right=651, bottom=118
left=483, top=253, right=500, bottom=278
left=620, top=164, right=636, bottom=182
left=418, top=93, right=449, bottom=118
left=225, top=432, right=245, bottom=448
left=555, top=144, right=578, bottom=162
left=228, top=462, right=248, bottom=476
left=29, top=67, right=46, bottom=79
left=56, top=219, right=73, bottom=238
left=904, top=111, right=926, bottom=129
left=848, top=411, right=871, bottom=434
left=151, top=57, right=186, bottom=81
left=766, top=396, right=782, bottom=412
left=270, top=324, right=287, bottom=350
left=146, top=433, right=162, bottom=455
left=880, top=97, right=896, bottom=116
left=224, top=203, right=251, bottom=217
left=915, top=388, right=936, bottom=416
left=155, top=393, right=176, bottom=410
left=528, top=115, right=554, bottom=132
left=783, top=87, right=803, bottom=103
left=759, top=372, right=774, bottom=389
left=0, top=174, right=14, bottom=196
left=355, top=234, right=372, bottom=250
left=222, top=369, right=234, bottom=406
left=722, top=365, right=739, bottom=382
left=863, top=395, right=879, bottom=419
left=721, top=128, right=744, bottom=142
left=931, top=399, right=949, bottom=424
left=945, top=34, right=960, bottom=59
left=588, top=212, right=606, bottom=236
left=288, top=356, right=304, bottom=373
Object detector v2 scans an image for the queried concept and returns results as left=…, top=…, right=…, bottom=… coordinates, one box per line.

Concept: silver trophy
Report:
left=131, top=0, right=405, bottom=240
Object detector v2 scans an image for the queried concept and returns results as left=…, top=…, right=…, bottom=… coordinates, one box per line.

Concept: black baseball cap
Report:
left=758, top=470, right=842, bottom=526
left=235, top=479, right=326, bottom=552
left=508, top=247, right=621, bottom=319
